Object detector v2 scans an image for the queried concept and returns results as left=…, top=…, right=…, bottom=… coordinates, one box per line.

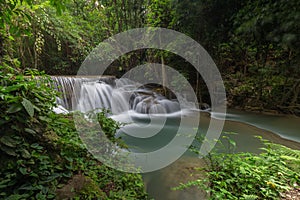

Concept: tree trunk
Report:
left=0, top=34, right=4, bottom=65
left=290, top=81, right=300, bottom=106
left=161, top=55, right=168, bottom=97
left=158, top=31, right=167, bottom=97
left=196, top=72, right=202, bottom=106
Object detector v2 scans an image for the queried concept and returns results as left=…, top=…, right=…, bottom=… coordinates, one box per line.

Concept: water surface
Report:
left=137, top=110, right=300, bottom=200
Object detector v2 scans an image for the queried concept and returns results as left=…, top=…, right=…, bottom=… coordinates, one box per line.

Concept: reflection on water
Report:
left=114, top=110, right=300, bottom=200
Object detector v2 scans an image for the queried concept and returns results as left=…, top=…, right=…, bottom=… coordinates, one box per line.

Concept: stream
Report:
left=142, top=110, right=300, bottom=200
left=52, top=76, right=300, bottom=200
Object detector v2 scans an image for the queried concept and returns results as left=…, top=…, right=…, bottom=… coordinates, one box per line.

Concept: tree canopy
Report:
left=0, top=0, right=299, bottom=112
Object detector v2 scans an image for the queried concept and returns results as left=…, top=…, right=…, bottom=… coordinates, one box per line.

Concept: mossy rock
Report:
left=56, top=174, right=107, bottom=200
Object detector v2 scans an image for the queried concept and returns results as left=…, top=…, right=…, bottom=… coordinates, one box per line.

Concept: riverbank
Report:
left=144, top=111, right=300, bottom=200
left=223, top=117, right=300, bottom=150
left=210, top=109, right=300, bottom=145
left=93, top=109, right=300, bottom=200
left=229, top=105, right=300, bottom=117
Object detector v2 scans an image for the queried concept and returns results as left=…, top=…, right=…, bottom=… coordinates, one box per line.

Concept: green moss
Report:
left=56, top=175, right=107, bottom=200
left=78, top=176, right=107, bottom=199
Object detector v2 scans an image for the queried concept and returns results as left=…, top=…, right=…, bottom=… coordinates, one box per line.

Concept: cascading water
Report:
left=52, top=76, right=97, bottom=110
left=51, top=76, right=300, bottom=200
left=52, top=76, right=186, bottom=114
left=51, top=76, right=202, bottom=200
left=50, top=76, right=300, bottom=200
left=76, top=82, right=113, bottom=113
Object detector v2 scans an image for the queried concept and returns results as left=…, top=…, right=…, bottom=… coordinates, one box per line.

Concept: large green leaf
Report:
left=21, top=98, right=34, bottom=117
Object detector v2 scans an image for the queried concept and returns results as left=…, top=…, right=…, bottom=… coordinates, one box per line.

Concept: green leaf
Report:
left=8, top=35, right=14, bottom=41
left=19, top=167, right=28, bottom=175
left=6, top=194, right=30, bottom=200
left=0, top=136, right=17, bottom=147
left=35, top=192, right=46, bottom=200
left=21, top=149, right=31, bottom=159
left=0, top=179, right=11, bottom=189
left=29, top=173, right=39, bottom=178
left=18, top=184, right=35, bottom=191
left=0, top=145, right=17, bottom=156
left=30, top=143, right=43, bottom=150
left=24, top=128, right=36, bottom=135
left=21, top=98, right=34, bottom=117
left=39, top=116, right=51, bottom=123
left=7, top=103, right=22, bottom=114
left=229, top=140, right=236, bottom=147
left=41, top=173, right=61, bottom=183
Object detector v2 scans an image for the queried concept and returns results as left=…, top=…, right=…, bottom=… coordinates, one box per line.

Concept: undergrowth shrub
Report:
left=0, top=64, right=148, bottom=199
left=174, top=135, right=300, bottom=200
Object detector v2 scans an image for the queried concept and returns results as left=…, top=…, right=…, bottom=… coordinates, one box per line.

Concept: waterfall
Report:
left=51, top=76, right=115, bottom=111
left=52, top=76, right=194, bottom=114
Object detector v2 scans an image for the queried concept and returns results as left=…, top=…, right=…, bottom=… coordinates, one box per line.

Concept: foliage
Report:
left=97, top=109, right=122, bottom=142
left=146, top=0, right=177, bottom=28
left=233, top=0, right=300, bottom=53
left=1, top=0, right=299, bottom=113
left=174, top=135, right=300, bottom=199
left=97, top=109, right=128, bottom=148
left=174, top=0, right=243, bottom=49
left=0, top=64, right=60, bottom=199
left=51, top=112, right=148, bottom=200
left=219, top=0, right=300, bottom=113
left=0, top=0, right=66, bottom=64
left=171, top=0, right=300, bottom=113
left=0, top=64, right=149, bottom=199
